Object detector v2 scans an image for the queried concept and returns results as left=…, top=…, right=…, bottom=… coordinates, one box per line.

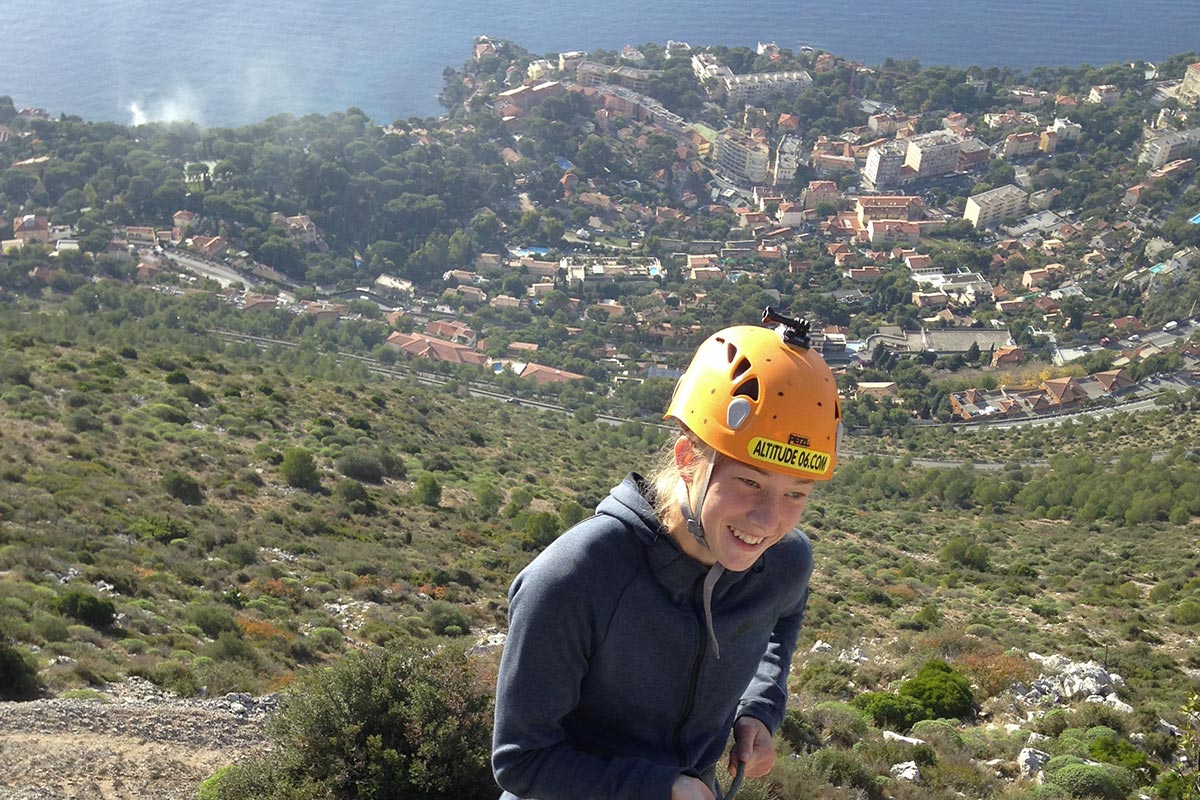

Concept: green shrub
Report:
left=215, top=642, right=495, bottom=800
left=129, top=514, right=191, bottom=543
left=1043, top=763, right=1129, bottom=799
left=1171, top=599, right=1200, bottom=625
left=810, top=701, right=872, bottom=746
left=280, top=447, right=320, bottom=491
left=852, top=690, right=929, bottom=731
left=423, top=601, right=470, bottom=636
left=0, top=636, right=42, bottom=699
left=53, top=587, right=115, bottom=628
left=186, top=603, right=239, bottom=638
left=335, top=449, right=384, bottom=483
left=414, top=474, right=442, bottom=507
left=899, top=659, right=975, bottom=720
left=146, top=403, right=189, bottom=424
left=909, top=718, right=966, bottom=750
left=778, top=709, right=821, bottom=753
left=805, top=748, right=875, bottom=793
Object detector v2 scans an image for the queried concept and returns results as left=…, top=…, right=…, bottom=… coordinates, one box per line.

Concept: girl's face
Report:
left=677, top=440, right=814, bottom=572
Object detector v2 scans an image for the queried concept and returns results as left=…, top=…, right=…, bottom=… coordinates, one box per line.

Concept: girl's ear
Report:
left=674, top=435, right=696, bottom=484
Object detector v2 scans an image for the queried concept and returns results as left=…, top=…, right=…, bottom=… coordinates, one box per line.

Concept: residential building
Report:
left=863, top=139, right=907, bottom=190
left=1000, top=131, right=1041, bottom=159
left=713, top=128, right=770, bottom=185
left=810, top=137, right=857, bottom=174
left=1178, top=63, right=1200, bottom=107
left=1139, top=127, right=1200, bottom=168
left=958, top=137, right=991, bottom=170
left=773, top=134, right=803, bottom=186
left=964, top=184, right=1027, bottom=229
left=903, top=130, right=962, bottom=178
left=856, top=195, right=922, bottom=224
left=385, top=331, right=487, bottom=366
left=866, top=219, right=920, bottom=246
left=803, top=180, right=840, bottom=210
left=12, top=215, right=50, bottom=244
left=1087, top=84, right=1121, bottom=106
left=722, top=70, right=812, bottom=106
left=1051, top=118, right=1082, bottom=141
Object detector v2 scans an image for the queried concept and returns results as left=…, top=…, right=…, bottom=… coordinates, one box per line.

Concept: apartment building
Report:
left=856, top=195, right=922, bottom=224
left=713, top=129, right=770, bottom=185
left=903, top=130, right=962, bottom=178
left=722, top=71, right=812, bottom=106
left=964, top=184, right=1027, bottom=229
left=772, top=134, right=803, bottom=186
left=1178, top=63, right=1200, bottom=107
left=1139, top=127, right=1200, bottom=168
left=1000, top=131, right=1041, bottom=159
left=863, top=140, right=908, bottom=190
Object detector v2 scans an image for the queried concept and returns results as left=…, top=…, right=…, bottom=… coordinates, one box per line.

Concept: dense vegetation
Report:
left=0, top=284, right=1197, bottom=797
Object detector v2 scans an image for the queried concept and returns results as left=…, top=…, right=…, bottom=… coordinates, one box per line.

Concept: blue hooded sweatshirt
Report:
left=492, top=474, right=812, bottom=800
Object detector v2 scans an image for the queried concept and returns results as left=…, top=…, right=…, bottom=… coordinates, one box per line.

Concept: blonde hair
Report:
left=647, top=426, right=714, bottom=528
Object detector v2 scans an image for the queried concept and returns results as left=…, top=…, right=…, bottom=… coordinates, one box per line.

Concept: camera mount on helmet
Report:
left=761, top=306, right=812, bottom=350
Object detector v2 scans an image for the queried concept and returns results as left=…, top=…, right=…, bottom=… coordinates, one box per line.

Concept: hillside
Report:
left=0, top=285, right=1198, bottom=797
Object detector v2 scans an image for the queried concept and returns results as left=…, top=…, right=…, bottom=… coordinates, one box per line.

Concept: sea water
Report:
left=1, top=0, right=1197, bottom=127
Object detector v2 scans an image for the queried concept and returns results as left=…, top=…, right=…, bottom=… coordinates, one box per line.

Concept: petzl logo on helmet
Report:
left=787, top=433, right=810, bottom=447
left=748, top=436, right=831, bottom=474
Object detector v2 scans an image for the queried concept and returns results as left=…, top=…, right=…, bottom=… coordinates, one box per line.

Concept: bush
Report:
left=161, top=469, right=203, bottom=505
left=280, top=447, right=320, bottom=491
left=413, top=474, right=442, bottom=508
left=0, top=636, right=42, bottom=699
left=778, top=709, right=821, bottom=753
left=1043, top=763, right=1129, bottom=799
left=852, top=690, right=929, bottom=731
left=214, top=642, right=495, bottom=800
left=186, top=603, right=239, bottom=638
left=423, top=600, right=470, bottom=636
left=810, top=701, right=872, bottom=747
left=805, top=748, right=875, bottom=793
left=129, top=514, right=191, bottom=543
left=53, top=587, right=115, bottom=628
left=899, top=659, right=975, bottom=720
left=335, top=449, right=384, bottom=483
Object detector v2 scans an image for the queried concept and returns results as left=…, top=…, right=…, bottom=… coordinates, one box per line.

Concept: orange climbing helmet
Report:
left=665, top=307, right=841, bottom=481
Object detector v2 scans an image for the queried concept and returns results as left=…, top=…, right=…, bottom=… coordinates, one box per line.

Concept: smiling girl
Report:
left=492, top=308, right=841, bottom=800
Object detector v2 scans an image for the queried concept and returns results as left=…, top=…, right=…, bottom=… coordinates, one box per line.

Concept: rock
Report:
left=883, top=731, right=926, bottom=746
left=810, top=640, right=833, bottom=654
left=890, top=761, right=920, bottom=782
left=1027, top=732, right=1051, bottom=746
left=1018, top=747, right=1050, bottom=779
left=1156, top=719, right=1182, bottom=737
left=838, top=646, right=867, bottom=664
left=1101, top=695, right=1134, bottom=714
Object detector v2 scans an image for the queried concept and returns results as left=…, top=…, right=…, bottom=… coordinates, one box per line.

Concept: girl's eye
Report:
left=739, top=478, right=760, bottom=489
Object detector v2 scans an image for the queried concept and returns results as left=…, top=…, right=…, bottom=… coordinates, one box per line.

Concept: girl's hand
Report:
left=728, top=716, right=775, bottom=778
left=670, top=774, right=716, bottom=800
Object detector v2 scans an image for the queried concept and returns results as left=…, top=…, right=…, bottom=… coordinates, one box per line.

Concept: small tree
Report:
left=161, top=469, right=203, bottom=505
left=280, top=447, right=320, bottom=491
left=54, top=587, right=115, bottom=628
left=212, top=642, right=495, bottom=800
left=899, top=659, right=975, bottom=720
left=414, top=474, right=442, bottom=508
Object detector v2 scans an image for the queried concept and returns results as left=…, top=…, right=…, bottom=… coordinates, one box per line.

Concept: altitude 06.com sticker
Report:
left=747, top=436, right=831, bottom=474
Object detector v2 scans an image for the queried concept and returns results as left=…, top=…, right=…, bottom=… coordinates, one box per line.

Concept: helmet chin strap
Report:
left=675, top=455, right=726, bottom=659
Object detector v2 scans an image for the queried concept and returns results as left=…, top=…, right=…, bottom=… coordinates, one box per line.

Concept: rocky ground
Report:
left=0, top=679, right=273, bottom=800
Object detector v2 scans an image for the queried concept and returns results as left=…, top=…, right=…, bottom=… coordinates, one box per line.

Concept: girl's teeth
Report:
left=732, top=529, right=763, bottom=545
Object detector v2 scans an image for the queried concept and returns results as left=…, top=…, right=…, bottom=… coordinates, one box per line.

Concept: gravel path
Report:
left=0, top=680, right=273, bottom=800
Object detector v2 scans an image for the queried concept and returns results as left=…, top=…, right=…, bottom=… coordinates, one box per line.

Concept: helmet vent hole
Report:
left=733, top=377, right=759, bottom=402
left=732, top=357, right=751, bottom=380
left=726, top=343, right=739, bottom=363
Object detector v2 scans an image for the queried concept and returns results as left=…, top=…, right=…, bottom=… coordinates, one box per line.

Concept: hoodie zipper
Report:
left=673, top=574, right=708, bottom=766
